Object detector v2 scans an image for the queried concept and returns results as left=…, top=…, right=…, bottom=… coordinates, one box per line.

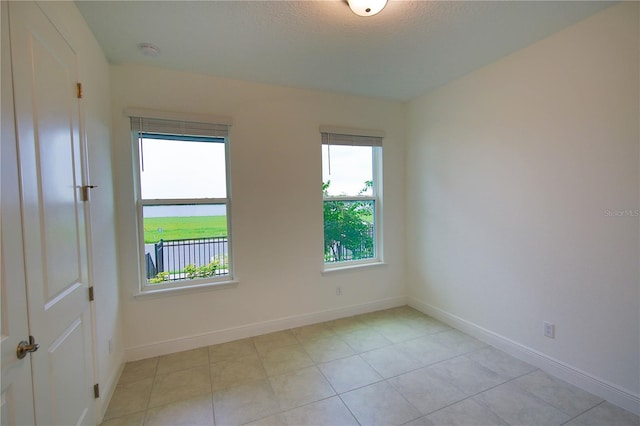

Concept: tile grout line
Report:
left=559, top=400, right=607, bottom=426
left=206, top=345, right=216, bottom=425
left=141, top=358, right=161, bottom=425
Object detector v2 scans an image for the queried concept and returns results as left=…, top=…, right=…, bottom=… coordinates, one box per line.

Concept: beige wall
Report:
left=406, top=1, right=639, bottom=408
left=110, top=64, right=407, bottom=358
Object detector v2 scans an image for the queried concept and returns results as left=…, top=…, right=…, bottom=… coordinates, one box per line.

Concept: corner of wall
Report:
left=408, top=296, right=640, bottom=416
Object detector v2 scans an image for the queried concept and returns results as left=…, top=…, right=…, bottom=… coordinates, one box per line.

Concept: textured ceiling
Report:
left=75, top=1, right=613, bottom=101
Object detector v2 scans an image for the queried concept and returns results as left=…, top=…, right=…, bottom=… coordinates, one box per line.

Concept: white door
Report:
left=8, top=2, right=96, bottom=425
left=1, top=2, right=37, bottom=424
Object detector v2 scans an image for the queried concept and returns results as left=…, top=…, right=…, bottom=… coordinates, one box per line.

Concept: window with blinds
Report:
left=321, top=127, right=383, bottom=267
left=128, top=110, right=234, bottom=291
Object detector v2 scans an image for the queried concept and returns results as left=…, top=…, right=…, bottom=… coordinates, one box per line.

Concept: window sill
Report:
left=134, top=279, right=239, bottom=299
left=322, top=261, right=386, bottom=275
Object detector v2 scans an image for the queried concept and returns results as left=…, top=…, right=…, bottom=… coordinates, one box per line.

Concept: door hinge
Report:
left=76, top=82, right=83, bottom=99
left=80, top=185, right=98, bottom=202
left=88, top=286, right=94, bottom=302
left=94, top=383, right=100, bottom=398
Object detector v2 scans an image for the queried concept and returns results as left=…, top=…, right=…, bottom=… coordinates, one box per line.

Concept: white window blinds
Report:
left=320, top=125, right=384, bottom=147
left=130, top=117, right=229, bottom=138
left=127, top=108, right=232, bottom=138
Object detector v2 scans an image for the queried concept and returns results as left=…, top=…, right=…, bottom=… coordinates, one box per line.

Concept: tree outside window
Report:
left=322, top=138, right=382, bottom=267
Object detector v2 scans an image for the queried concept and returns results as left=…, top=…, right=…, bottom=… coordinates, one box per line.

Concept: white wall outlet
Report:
left=336, top=287, right=342, bottom=296
left=543, top=322, right=555, bottom=338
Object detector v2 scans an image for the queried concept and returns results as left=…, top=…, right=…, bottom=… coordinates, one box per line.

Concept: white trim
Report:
left=124, top=296, right=406, bottom=361
left=372, top=145, right=383, bottom=262
left=132, top=128, right=235, bottom=293
left=319, top=125, right=385, bottom=138
left=408, top=297, right=640, bottom=416
left=322, top=261, right=386, bottom=274
left=124, top=107, right=232, bottom=126
left=135, top=280, right=239, bottom=299
left=322, top=145, right=382, bottom=265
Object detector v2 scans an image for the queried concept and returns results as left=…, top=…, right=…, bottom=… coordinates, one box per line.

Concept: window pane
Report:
left=143, top=204, right=229, bottom=284
left=140, top=137, right=226, bottom=199
left=324, top=200, right=375, bottom=263
left=322, top=145, right=373, bottom=196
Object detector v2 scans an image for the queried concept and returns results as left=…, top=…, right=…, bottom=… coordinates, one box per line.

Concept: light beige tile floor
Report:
left=102, top=306, right=640, bottom=426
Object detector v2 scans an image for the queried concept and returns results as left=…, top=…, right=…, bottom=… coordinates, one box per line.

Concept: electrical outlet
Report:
left=336, top=287, right=342, bottom=296
left=543, top=322, right=555, bottom=339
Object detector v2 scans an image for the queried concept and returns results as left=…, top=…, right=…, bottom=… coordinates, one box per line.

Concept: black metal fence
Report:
left=147, top=236, right=229, bottom=281
left=145, top=224, right=374, bottom=281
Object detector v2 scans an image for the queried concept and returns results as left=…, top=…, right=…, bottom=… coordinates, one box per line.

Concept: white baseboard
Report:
left=125, top=296, right=407, bottom=362
left=97, top=356, right=125, bottom=423
left=408, top=297, right=640, bottom=416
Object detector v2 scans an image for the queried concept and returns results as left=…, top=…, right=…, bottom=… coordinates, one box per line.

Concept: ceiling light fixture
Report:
left=138, top=43, right=160, bottom=57
left=347, top=0, right=387, bottom=17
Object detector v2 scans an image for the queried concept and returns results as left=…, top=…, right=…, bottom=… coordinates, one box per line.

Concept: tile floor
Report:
left=102, top=306, right=639, bottom=426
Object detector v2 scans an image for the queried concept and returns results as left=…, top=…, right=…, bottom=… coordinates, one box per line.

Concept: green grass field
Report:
left=144, top=216, right=227, bottom=243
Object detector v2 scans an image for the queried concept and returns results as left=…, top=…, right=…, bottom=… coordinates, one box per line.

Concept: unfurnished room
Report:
left=1, top=1, right=639, bottom=425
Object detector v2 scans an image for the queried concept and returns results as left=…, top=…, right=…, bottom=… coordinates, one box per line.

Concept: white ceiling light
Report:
left=138, top=43, right=160, bottom=56
left=347, top=0, right=387, bottom=17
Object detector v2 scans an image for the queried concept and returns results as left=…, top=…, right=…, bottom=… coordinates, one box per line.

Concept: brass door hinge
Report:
left=76, top=83, right=83, bottom=99
left=93, top=383, right=99, bottom=398
left=88, top=286, right=94, bottom=302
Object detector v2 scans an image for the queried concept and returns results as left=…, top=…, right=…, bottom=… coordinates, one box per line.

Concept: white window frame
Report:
left=127, top=108, right=234, bottom=293
left=321, top=126, right=384, bottom=270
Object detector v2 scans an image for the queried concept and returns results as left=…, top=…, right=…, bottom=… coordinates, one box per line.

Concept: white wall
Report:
left=406, top=1, right=639, bottom=411
left=110, top=64, right=406, bottom=359
left=35, top=1, right=123, bottom=419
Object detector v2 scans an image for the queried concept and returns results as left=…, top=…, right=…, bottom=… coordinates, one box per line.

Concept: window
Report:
left=321, top=127, right=383, bottom=268
left=129, top=111, right=233, bottom=292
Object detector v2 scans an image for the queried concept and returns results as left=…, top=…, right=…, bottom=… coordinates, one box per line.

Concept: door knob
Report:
left=16, top=336, right=39, bottom=359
